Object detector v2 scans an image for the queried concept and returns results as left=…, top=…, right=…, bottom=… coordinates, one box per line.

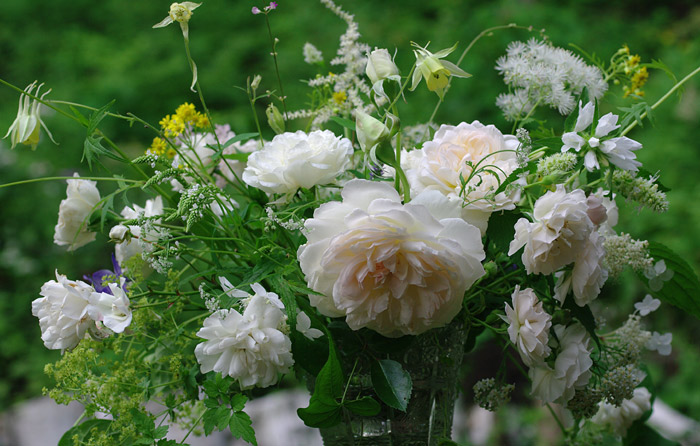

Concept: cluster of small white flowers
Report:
left=200, top=284, right=220, bottom=313
left=473, top=378, right=515, bottom=411
left=495, top=39, right=607, bottom=119
left=613, top=170, right=669, bottom=213
left=614, top=314, right=652, bottom=362
left=536, top=152, right=578, bottom=177
left=592, top=387, right=652, bottom=436
left=303, top=42, right=323, bottom=64
left=264, top=207, right=304, bottom=231
left=515, top=128, right=532, bottom=167
left=603, top=233, right=653, bottom=277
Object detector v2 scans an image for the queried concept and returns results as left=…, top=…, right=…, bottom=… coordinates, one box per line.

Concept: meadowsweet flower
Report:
left=303, top=42, right=324, bottom=65
left=242, top=130, right=353, bottom=196
left=612, top=170, right=668, bottom=213
left=504, top=286, right=552, bottom=366
left=592, top=387, right=651, bottom=436
left=365, top=48, right=400, bottom=99
left=297, top=180, right=485, bottom=337
left=603, top=233, right=653, bottom=277
left=194, top=283, right=294, bottom=389
left=495, top=39, right=607, bottom=119
left=510, top=186, right=594, bottom=275
left=114, top=196, right=164, bottom=267
left=561, top=101, right=642, bottom=173
left=32, top=271, right=94, bottom=351
left=402, top=121, right=521, bottom=234
left=473, top=378, right=515, bottom=411
left=646, top=331, right=672, bottom=355
left=410, top=42, right=471, bottom=99
left=536, top=152, right=578, bottom=178
left=54, top=173, right=101, bottom=251
left=4, top=81, right=57, bottom=150
left=635, top=294, right=660, bottom=316
left=600, top=364, right=645, bottom=407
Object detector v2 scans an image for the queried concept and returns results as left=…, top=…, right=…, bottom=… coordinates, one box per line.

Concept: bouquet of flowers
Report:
left=4, top=1, right=700, bottom=445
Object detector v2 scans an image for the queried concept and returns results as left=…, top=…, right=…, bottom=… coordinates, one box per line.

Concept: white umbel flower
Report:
left=243, top=130, right=353, bottom=196
left=53, top=173, right=101, bottom=251
left=87, top=282, right=133, bottom=334
left=530, top=323, right=593, bottom=404
left=510, top=186, right=594, bottom=275
left=114, top=196, right=164, bottom=266
left=194, top=283, right=294, bottom=389
left=297, top=179, right=485, bottom=337
left=592, top=387, right=652, bottom=436
left=402, top=121, right=521, bottom=234
left=31, top=271, right=94, bottom=351
left=504, top=286, right=552, bottom=366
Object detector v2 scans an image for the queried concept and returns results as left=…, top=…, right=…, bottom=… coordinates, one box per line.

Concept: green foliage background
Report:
left=1, top=0, right=699, bottom=435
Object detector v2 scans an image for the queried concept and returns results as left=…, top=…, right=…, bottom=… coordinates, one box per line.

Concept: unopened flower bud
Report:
left=355, top=110, right=389, bottom=153
left=266, top=103, right=285, bottom=135
left=366, top=49, right=399, bottom=85
left=109, top=224, right=130, bottom=243
left=250, top=75, right=262, bottom=91
left=586, top=194, right=608, bottom=226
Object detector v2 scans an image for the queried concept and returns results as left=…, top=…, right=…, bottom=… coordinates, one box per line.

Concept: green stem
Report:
left=620, top=64, right=700, bottom=137
left=0, top=176, right=141, bottom=189
left=264, top=14, right=288, bottom=116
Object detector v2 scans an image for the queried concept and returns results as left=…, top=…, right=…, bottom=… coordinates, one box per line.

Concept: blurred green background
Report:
left=1, top=0, right=699, bottom=441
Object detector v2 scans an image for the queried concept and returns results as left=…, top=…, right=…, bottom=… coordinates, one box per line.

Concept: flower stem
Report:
left=265, top=14, right=288, bottom=116
left=0, top=176, right=141, bottom=189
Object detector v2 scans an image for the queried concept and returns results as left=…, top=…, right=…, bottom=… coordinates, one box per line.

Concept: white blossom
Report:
left=554, top=231, right=608, bottom=306
left=4, top=81, right=57, bottom=149
left=504, top=286, right=552, bottom=366
left=635, top=294, right=661, bottom=316
left=592, top=387, right=652, bottom=436
left=54, top=173, right=101, bottom=251
left=646, top=331, right=672, bottom=356
left=303, top=42, right=324, bottom=64
left=296, top=311, right=324, bottom=340
left=87, top=282, right=132, bottom=334
left=297, top=179, right=485, bottom=337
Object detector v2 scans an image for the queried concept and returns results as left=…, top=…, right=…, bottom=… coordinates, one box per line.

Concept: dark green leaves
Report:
left=642, top=242, right=700, bottom=319
left=485, top=211, right=522, bottom=254
left=330, top=116, right=356, bottom=132
left=370, top=359, right=412, bottom=411
left=201, top=374, right=257, bottom=445
left=58, top=419, right=112, bottom=446
left=80, top=101, right=126, bottom=169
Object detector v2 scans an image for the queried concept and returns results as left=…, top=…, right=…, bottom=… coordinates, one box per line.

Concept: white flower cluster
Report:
left=303, top=42, right=324, bottom=65
left=496, top=39, right=607, bottom=120
left=194, top=283, right=293, bottom=389
left=53, top=173, right=101, bottom=251
left=113, top=196, right=164, bottom=267
left=592, top=387, right=652, bottom=436
left=32, top=271, right=132, bottom=351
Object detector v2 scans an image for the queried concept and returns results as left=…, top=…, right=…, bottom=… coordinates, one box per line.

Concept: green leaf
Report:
left=215, top=406, right=231, bottom=430
left=296, top=399, right=342, bottom=428
left=229, top=412, right=258, bottom=445
left=99, top=193, right=115, bottom=232
left=330, top=116, right=356, bottom=132
left=222, top=152, right=251, bottom=162
left=485, top=211, right=522, bottom=254
left=641, top=242, right=700, bottom=319
left=230, top=393, right=247, bottom=412
left=344, top=396, right=381, bottom=416
left=221, top=132, right=260, bottom=149
left=297, top=338, right=344, bottom=428
left=153, top=425, right=169, bottom=439
left=375, top=140, right=396, bottom=166
left=268, top=275, right=298, bottom=331
left=371, top=359, right=412, bottom=411
left=623, top=423, right=679, bottom=446
left=58, top=419, right=112, bottom=446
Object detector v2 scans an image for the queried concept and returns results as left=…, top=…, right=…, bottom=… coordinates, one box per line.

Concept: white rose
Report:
left=114, top=196, right=164, bottom=266
left=31, top=271, right=94, bottom=351
left=242, top=130, right=354, bottom=196
left=87, top=282, right=133, bottom=334
left=53, top=173, right=101, bottom=251
left=509, top=186, right=594, bottom=275
left=402, top=121, right=521, bottom=234
left=505, top=286, right=552, bottom=366
left=592, top=387, right=652, bottom=436
left=530, top=323, right=593, bottom=404
left=194, top=283, right=293, bottom=389
left=555, top=231, right=608, bottom=306
left=297, top=179, right=486, bottom=337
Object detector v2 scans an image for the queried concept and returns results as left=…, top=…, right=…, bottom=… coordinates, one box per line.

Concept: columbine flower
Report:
left=296, top=311, right=324, bottom=340
left=194, top=283, right=294, bottom=389
left=113, top=196, right=164, bottom=267
left=410, top=42, right=471, bottom=99
left=530, top=323, right=593, bottom=404
left=646, top=331, right=672, bottom=355
left=365, top=48, right=401, bottom=100
left=54, top=173, right=101, bottom=251
left=297, top=179, right=485, bottom=337
left=592, top=387, right=651, bottom=436
left=31, top=271, right=94, bottom=351
left=504, top=286, right=552, bottom=366
left=509, top=186, right=594, bottom=275
left=402, top=121, right=522, bottom=234
left=87, top=281, right=133, bottom=334
left=4, top=81, right=57, bottom=150
left=561, top=101, right=642, bottom=173
left=153, top=2, right=202, bottom=91
left=635, top=294, right=661, bottom=316
left=242, top=130, right=353, bottom=197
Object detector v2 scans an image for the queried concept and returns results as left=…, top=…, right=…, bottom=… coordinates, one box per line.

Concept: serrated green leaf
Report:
left=87, top=100, right=115, bottom=133
left=641, top=242, right=700, bottom=319
left=229, top=412, right=258, bottom=445
left=58, top=419, right=112, bottom=446
left=344, top=396, right=381, bottom=416
left=330, top=116, right=356, bottom=132
left=153, top=425, right=169, bottom=439
left=230, top=393, right=247, bottom=412
left=204, top=397, right=219, bottom=409
left=371, top=359, right=412, bottom=411
left=297, top=338, right=344, bottom=428
left=215, top=406, right=231, bottom=431
left=202, top=408, right=218, bottom=436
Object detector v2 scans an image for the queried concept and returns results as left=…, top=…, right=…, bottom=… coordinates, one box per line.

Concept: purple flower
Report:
left=268, top=2, right=278, bottom=9
left=251, top=6, right=261, bottom=14
left=84, top=254, right=128, bottom=295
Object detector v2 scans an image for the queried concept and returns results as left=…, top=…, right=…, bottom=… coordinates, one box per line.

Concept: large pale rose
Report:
left=297, top=179, right=486, bottom=337
left=53, top=173, right=101, bottom=251
left=194, top=283, right=293, bottom=389
left=402, top=121, right=521, bottom=234
left=31, top=271, right=94, bottom=351
left=87, top=282, right=133, bottom=334
left=242, top=130, right=353, bottom=196
left=505, top=286, right=552, bottom=366
left=509, top=185, right=594, bottom=275
left=554, top=231, right=608, bottom=306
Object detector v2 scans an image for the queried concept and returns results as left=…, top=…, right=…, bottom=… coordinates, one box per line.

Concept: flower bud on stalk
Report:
left=266, top=103, right=285, bottom=134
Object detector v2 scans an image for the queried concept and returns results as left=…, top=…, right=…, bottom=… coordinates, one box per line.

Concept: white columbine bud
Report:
left=355, top=110, right=390, bottom=154
left=366, top=48, right=401, bottom=99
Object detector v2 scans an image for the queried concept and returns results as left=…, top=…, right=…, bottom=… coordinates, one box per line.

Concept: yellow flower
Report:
left=332, top=91, right=347, bottom=105
left=410, top=42, right=471, bottom=100
left=175, top=102, right=197, bottom=123
left=160, top=114, right=186, bottom=137
left=194, top=112, right=209, bottom=129
left=4, top=81, right=57, bottom=150
left=148, top=137, right=168, bottom=156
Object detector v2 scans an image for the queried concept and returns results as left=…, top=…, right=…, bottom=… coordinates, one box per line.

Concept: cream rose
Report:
left=243, top=130, right=353, bottom=196
left=297, top=179, right=486, bottom=337
left=554, top=231, right=608, bottom=307
left=402, top=121, right=521, bottom=234
left=509, top=185, right=594, bottom=275
left=53, top=173, right=101, bottom=251
left=505, top=286, right=552, bottom=366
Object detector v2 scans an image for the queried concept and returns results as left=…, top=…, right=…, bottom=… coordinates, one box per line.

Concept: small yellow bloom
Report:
left=4, top=81, right=57, bottom=150
left=160, top=114, right=186, bottom=137
left=410, top=42, right=471, bottom=100
left=332, top=91, right=347, bottom=105
left=194, top=113, right=210, bottom=129
left=148, top=137, right=168, bottom=156
left=166, top=148, right=177, bottom=159
left=175, top=102, right=197, bottom=123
